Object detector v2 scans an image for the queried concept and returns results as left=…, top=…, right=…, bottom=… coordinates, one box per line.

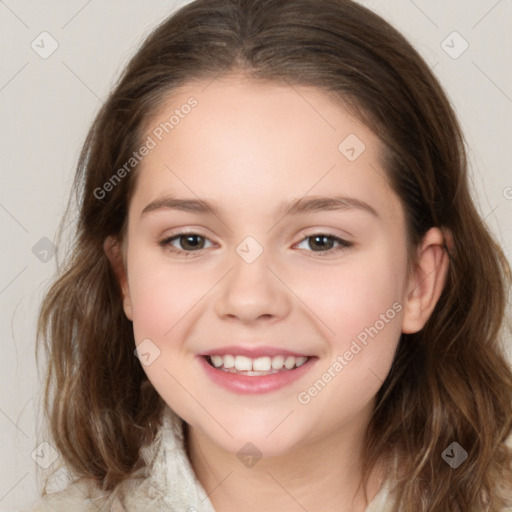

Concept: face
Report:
left=110, top=76, right=430, bottom=458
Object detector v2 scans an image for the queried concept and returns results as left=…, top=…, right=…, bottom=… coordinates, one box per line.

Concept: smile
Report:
left=199, top=353, right=317, bottom=394
left=206, top=354, right=309, bottom=375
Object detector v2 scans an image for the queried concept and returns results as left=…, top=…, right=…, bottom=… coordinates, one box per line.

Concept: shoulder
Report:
left=20, top=479, right=114, bottom=512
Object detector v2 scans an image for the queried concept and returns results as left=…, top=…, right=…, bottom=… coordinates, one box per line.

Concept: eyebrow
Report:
left=141, top=194, right=379, bottom=219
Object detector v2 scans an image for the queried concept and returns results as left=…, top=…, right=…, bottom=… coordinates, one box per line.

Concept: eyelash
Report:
left=158, top=232, right=353, bottom=257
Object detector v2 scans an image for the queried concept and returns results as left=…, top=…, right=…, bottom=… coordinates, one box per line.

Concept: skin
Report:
left=105, top=75, right=449, bottom=512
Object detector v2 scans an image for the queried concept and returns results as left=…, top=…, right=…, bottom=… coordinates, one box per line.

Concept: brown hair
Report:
left=36, top=0, right=512, bottom=510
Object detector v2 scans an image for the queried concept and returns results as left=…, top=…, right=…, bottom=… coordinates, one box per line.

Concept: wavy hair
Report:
left=36, top=0, right=512, bottom=510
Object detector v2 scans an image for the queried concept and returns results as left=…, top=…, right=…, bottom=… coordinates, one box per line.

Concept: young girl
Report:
left=23, top=0, right=512, bottom=511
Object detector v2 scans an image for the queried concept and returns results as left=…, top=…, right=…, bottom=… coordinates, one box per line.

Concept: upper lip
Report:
left=199, top=345, right=313, bottom=358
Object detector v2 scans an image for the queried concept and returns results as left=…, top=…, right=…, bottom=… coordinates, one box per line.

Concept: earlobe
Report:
left=401, top=227, right=450, bottom=334
left=103, top=236, right=133, bottom=321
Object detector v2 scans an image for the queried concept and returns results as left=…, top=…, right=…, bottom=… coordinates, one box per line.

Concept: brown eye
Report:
left=160, top=233, right=213, bottom=254
left=296, top=233, right=352, bottom=256
left=308, top=235, right=335, bottom=251
left=176, top=234, right=205, bottom=250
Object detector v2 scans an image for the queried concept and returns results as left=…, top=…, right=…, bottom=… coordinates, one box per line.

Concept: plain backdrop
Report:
left=0, top=0, right=511, bottom=509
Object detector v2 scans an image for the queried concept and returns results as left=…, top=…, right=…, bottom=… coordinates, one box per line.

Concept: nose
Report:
left=214, top=247, right=292, bottom=325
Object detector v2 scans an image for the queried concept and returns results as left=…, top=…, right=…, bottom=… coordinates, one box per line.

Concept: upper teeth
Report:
left=209, top=354, right=308, bottom=371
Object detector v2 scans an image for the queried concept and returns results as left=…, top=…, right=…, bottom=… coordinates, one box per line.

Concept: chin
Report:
left=194, top=415, right=306, bottom=459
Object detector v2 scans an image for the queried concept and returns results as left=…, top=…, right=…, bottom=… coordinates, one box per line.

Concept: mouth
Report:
left=197, top=346, right=318, bottom=394
left=204, top=354, right=310, bottom=376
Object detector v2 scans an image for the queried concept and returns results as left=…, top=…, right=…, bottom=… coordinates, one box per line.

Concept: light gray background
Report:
left=1, top=0, right=511, bottom=509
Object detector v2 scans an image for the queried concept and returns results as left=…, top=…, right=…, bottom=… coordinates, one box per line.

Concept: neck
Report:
left=186, top=407, right=385, bottom=512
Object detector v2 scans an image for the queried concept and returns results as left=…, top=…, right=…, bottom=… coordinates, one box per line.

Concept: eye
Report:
left=295, top=233, right=353, bottom=256
left=159, top=232, right=352, bottom=257
left=159, top=233, right=215, bottom=255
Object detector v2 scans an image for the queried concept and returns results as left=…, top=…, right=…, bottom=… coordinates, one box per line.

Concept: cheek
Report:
left=126, top=251, right=207, bottom=341
left=297, top=251, right=406, bottom=347
left=126, top=252, right=205, bottom=410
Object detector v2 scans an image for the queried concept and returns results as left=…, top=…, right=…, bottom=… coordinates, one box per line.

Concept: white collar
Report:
left=115, top=405, right=216, bottom=512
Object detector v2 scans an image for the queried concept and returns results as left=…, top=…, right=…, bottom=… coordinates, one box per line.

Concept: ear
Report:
left=401, top=227, right=450, bottom=334
left=103, top=236, right=133, bottom=321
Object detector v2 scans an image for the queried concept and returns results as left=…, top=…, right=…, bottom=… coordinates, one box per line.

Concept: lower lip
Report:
left=197, top=355, right=317, bottom=394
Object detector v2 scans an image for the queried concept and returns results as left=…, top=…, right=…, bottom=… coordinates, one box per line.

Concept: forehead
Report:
left=131, top=76, right=401, bottom=223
